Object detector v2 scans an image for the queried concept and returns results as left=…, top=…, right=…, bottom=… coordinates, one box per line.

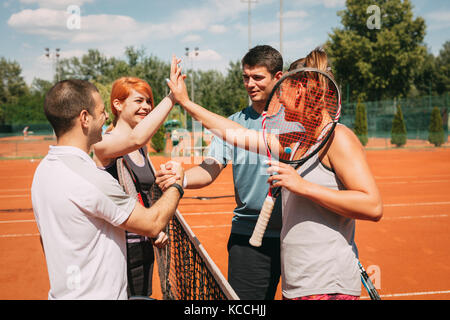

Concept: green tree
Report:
left=412, top=49, right=437, bottom=97
left=58, top=49, right=124, bottom=84
left=327, top=0, right=426, bottom=101
left=92, top=81, right=113, bottom=125
left=354, top=100, right=368, bottom=146
left=391, top=104, right=407, bottom=147
left=194, top=70, right=226, bottom=115
left=30, top=78, right=53, bottom=94
left=428, top=107, right=445, bottom=147
left=48, top=49, right=250, bottom=121
left=2, top=91, right=47, bottom=125
left=435, top=41, right=450, bottom=95
left=0, top=57, right=29, bottom=124
left=151, top=125, right=166, bottom=153
left=222, top=60, right=248, bottom=116
left=137, top=54, right=171, bottom=104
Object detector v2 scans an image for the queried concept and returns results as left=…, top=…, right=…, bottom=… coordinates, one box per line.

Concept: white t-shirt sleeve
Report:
left=68, top=169, right=137, bottom=227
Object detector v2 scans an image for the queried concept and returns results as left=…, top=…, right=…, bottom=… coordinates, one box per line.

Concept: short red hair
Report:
left=110, top=77, right=154, bottom=123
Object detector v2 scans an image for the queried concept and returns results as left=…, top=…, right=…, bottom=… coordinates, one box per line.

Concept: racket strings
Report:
left=265, top=72, right=339, bottom=163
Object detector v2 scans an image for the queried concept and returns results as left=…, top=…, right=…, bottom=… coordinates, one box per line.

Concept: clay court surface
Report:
left=0, top=136, right=450, bottom=300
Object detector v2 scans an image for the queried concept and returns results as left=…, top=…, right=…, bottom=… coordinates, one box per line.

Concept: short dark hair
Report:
left=241, top=45, right=283, bottom=76
left=44, top=79, right=99, bottom=137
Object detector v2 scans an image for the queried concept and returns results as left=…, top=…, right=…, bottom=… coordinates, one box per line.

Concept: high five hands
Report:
left=166, top=55, right=190, bottom=107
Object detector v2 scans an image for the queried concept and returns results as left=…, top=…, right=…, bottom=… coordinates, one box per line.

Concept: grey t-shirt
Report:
left=280, top=151, right=361, bottom=298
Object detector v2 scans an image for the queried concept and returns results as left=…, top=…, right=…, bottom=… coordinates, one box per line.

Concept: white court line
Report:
left=378, top=179, right=450, bottom=185
left=0, top=195, right=30, bottom=199
left=375, top=174, right=450, bottom=180
left=0, top=188, right=30, bottom=193
left=0, top=219, right=35, bottom=224
left=182, top=211, right=232, bottom=216
left=191, top=224, right=231, bottom=229
left=384, top=201, right=450, bottom=207
left=361, top=289, right=450, bottom=299
left=383, top=214, right=448, bottom=220
left=0, top=175, right=32, bottom=180
left=0, top=233, right=40, bottom=238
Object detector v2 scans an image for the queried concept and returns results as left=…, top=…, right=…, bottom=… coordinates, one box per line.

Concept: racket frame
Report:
left=263, top=67, right=341, bottom=167
left=250, top=68, right=341, bottom=247
left=358, top=261, right=381, bottom=300
left=265, top=67, right=342, bottom=197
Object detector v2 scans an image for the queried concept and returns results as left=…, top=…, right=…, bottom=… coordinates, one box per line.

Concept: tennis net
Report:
left=148, top=169, right=239, bottom=300
left=154, top=210, right=239, bottom=300
left=118, top=155, right=238, bottom=300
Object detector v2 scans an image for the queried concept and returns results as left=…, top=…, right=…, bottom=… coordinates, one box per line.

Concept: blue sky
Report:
left=1, top=0, right=449, bottom=84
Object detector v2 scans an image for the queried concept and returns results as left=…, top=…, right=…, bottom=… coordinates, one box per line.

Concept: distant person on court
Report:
left=23, top=126, right=33, bottom=139
left=156, top=45, right=283, bottom=300
left=31, top=77, right=184, bottom=300
left=92, top=71, right=179, bottom=298
left=165, top=47, right=383, bottom=300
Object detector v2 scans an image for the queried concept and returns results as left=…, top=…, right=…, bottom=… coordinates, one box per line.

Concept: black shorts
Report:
left=227, top=233, right=281, bottom=300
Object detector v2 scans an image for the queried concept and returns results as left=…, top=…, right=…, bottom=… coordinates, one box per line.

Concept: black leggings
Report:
left=126, top=241, right=155, bottom=297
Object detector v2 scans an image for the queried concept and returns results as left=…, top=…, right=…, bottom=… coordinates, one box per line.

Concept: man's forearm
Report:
left=150, top=187, right=181, bottom=232
left=185, top=160, right=222, bottom=189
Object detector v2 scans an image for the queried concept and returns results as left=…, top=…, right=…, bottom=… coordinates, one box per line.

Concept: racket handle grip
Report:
left=249, top=195, right=275, bottom=247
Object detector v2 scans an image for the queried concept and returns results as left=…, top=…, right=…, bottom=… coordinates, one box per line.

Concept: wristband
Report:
left=182, top=175, right=187, bottom=189
left=169, top=183, right=184, bottom=199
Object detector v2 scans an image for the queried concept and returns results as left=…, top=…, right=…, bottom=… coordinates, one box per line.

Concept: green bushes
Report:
left=391, top=105, right=407, bottom=147
left=151, top=126, right=166, bottom=153
left=428, top=107, right=445, bottom=146
left=354, top=100, right=368, bottom=146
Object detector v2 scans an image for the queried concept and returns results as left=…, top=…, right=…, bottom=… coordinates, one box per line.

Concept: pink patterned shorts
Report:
left=283, top=294, right=360, bottom=300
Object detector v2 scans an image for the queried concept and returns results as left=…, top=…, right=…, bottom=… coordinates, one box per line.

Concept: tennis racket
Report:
left=117, top=158, right=139, bottom=199
left=359, top=261, right=381, bottom=300
left=249, top=67, right=341, bottom=247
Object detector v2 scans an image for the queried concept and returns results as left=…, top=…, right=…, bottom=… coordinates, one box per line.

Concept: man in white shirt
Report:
left=31, top=79, right=184, bottom=299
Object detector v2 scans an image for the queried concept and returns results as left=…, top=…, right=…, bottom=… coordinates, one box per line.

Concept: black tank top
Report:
left=105, top=146, right=155, bottom=207
left=105, top=146, right=156, bottom=243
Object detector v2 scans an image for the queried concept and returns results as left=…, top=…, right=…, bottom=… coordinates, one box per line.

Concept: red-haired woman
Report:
left=93, top=57, right=181, bottom=298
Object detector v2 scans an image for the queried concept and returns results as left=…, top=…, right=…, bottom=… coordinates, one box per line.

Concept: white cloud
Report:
left=9, top=0, right=348, bottom=83
left=7, top=0, right=253, bottom=46
left=425, top=11, right=450, bottom=30
left=282, top=10, right=308, bottom=19
left=283, top=37, right=317, bottom=59
left=187, top=49, right=226, bottom=73
left=289, top=0, right=345, bottom=8
left=209, top=24, right=227, bottom=34
left=322, top=0, right=345, bottom=8
left=8, top=8, right=148, bottom=45
left=8, top=0, right=283, bottom=45
left=234, top=17, right=311, bottom=44
left=8, top=9, right=68, bottom=39
left=198, top=49, right=222, bottom=61
left=21, top=49, right=86, bottom=83
left=19, top=0, right=94, bottom=9
left=182, top=34, right=203, bottom=43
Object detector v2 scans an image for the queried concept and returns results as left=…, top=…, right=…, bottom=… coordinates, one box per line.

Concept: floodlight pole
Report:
left=184, top=47, right=199, bottom=130
left=241, top=0, right=258, bottom=50
left=280, top=0, right=283, bottom=56
left=45, top=47, right=61, bottom=82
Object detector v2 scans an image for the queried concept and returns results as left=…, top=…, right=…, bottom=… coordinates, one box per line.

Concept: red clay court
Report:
left=0, top=136, right=449, bottom=300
